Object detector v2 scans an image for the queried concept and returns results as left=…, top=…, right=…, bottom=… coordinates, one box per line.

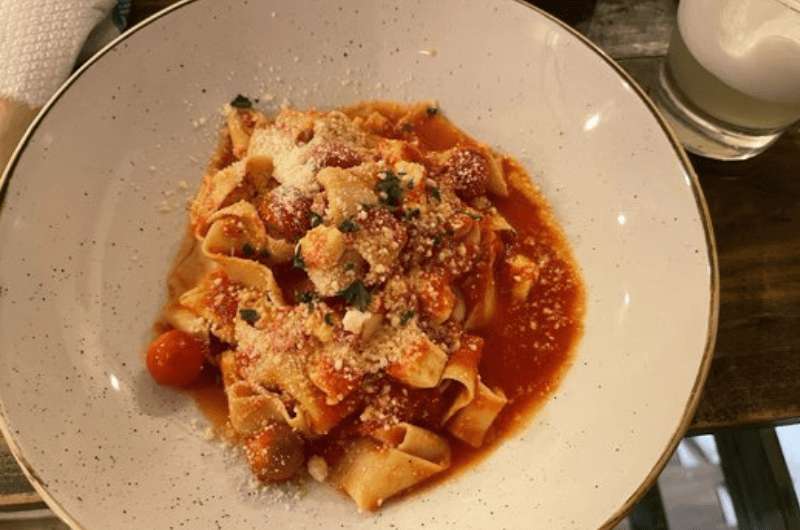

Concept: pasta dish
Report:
left=144, top=100, right=584, bottom=511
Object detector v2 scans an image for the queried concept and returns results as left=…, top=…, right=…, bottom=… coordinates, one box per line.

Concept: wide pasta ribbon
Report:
left=201, top=200, right=286, bottom=305
left=447, top=382, right=507, bottom=448
left=191, top=155, right=273, bottom=233
left=220, top=350, right=310, bottom=435
left=437, top=335, right=507, bottom=447
left=233, top=315, right=356, bottom=436
left=333, top=423, right=451, bottom=511
left=440, top=335, right=483, bottom=424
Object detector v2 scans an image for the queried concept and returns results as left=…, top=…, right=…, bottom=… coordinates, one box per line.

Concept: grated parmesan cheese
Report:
left=342, top=309, right=372, bottom=334
left=307, top=456, right=328, bottom=482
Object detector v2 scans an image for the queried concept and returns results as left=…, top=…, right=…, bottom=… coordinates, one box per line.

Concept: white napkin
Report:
left=0, top=0, right=118, bottom=107
left=0, top=0, right=126, bottom=170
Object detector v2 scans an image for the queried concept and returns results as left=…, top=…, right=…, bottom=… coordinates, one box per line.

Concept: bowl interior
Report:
left=0, top=0, right=714, bottom=528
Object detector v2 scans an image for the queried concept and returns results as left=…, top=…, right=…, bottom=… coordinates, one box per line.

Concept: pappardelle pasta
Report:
left=145, top=100, right=584, bottom=511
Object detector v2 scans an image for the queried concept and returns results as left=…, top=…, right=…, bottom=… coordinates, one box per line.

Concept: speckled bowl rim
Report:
left=0, top=1, right=719, bottom=528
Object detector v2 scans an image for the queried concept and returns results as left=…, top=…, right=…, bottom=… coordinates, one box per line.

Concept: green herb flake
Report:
left=230, top=94, right=253, bottom=109
left=309, top=212, right=323, bottom=228
left=404, top=208, right=421, bottom=221
left=292, top=246, right=306, bottom=270
left=426, top=106, right=439, bottom=117
left=338, top=218, right=359, bottom=233
left=241, top=242, right=256, bottom=258
left=338, top=280, right=371, bottom=311
left=432, top=233, right=444, bottom=246
left=400, top=310, right=415, bottom=325
left=295, top=290, right=317, bottom=307
left=344, top=262, right=355, bottom=271
left=427, top=185, right=441, bottom=202
left=375, top=170, right=404, bottom=208
left=465, top=211, right=483, bottom=221
left=324, top=313, right=335, bottom=326
left=239, top=308, right=260, bottom=325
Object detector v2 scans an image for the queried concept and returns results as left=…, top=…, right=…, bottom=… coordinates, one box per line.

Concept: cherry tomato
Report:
left=146, top=330, right=206, bottom=387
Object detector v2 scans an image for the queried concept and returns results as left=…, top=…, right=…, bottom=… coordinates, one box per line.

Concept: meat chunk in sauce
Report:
left=257, top=186, right=312, bottom=241
left=443, top=147, right=490, bottom=200
left=244, top=423, right=305, bottom=482
left=351, top=207, right=408, bottom=286
left=313, top=142, right=363, bottom=169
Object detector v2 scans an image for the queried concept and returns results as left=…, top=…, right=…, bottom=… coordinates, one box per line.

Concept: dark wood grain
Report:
left=584, top=0, right=677, bottom=58
left=124, top=0, right=800, bottom=433
left=689, top=131, right=800, bottom=433
left=129, top=0, right=167, bottom=23
left=0, top=439, right=37, bottom=506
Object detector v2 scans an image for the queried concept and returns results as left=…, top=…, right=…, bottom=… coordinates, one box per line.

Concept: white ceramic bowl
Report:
left=0, top=1, right=718, bottom=528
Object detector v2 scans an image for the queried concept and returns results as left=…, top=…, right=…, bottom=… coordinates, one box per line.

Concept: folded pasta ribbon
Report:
left=232, top=315, right=357, bottom=436
left=191, top=155, right=274, bottom=233
left=447, top=381, right=507, bottom=448
left=333, top=423, right=451, bottom=511
left=220, top=350, right=310, bottom=435
left=439, top=335, right=484, bottom=424
left=201, top=201, right=286, bottom=305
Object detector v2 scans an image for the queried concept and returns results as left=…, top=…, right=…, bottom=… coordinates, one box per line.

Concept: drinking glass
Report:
left=655, top=0, right=800, bottom=160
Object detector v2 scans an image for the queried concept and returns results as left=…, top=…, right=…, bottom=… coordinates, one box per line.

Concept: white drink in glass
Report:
left=657, top=0, right=800, bottom=159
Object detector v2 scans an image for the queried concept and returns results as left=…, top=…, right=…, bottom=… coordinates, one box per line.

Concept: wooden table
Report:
left=130, top=0, right=799, bottom=433
left=2, top=0, right=799, bottom=520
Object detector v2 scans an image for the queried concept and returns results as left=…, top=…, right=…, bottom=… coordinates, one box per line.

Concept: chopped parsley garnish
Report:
left=375, top=170, right=404, bottom=208
left=338, top=218, right=359, bottom=233
left=344, top=262, right=355, bottom=271
left=427, top=185, right=441, bottom=202
left=324, top=313, right=335, bottom=326
left=400, top=310, right=415, bottom=325
left=426, top=106, right=439, bottom=117
left=292, top=246, right=306, bottom=270
left=338, top=280, right=371, bottom=311
left=239, top=308, right=259, bottom=325
left=404, top=208, right=421, bottom=221
left=295, top=290, right=317, bottom=307
left=230, top=94, right=253, bottom=108
left=241, top=242, right=256, bottom=258
left=432, top=233, right=444, bottom=246
left=465, top=211, right=483, bottom=220
left=309, top=212, right=323, bottom=228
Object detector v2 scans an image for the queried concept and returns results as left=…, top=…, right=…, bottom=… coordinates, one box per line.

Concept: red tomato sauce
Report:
left=180, top=107, right=584, bottom=496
